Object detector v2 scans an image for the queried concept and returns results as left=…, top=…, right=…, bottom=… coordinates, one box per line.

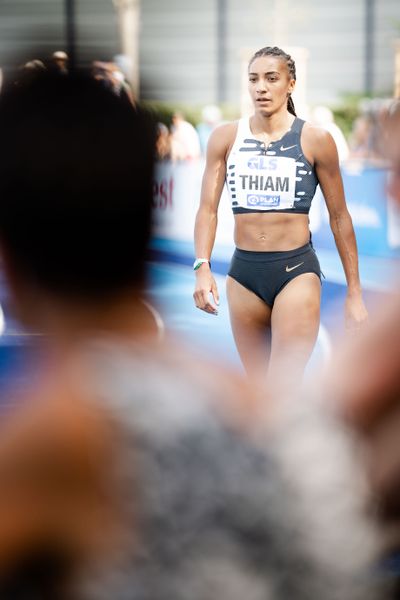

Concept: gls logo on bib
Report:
left=247, top=156, right=278, bottom=170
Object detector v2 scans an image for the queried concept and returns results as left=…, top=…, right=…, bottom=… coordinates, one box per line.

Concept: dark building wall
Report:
left=139, top=0, right=400, bottom=106
left=139, top=0, right=216, bottom=103
left=1, top=1, right=398, bottom=105
left=0, top=0, right=120, bottom=71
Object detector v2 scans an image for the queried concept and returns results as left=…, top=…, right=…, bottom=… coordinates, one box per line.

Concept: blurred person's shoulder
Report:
left=0, top=334, right=264, bottom=441
left=78, top=337, right=383, bottom=600
left=71, top=335, right=265, bottom=437
left=323, top=290, right=400, bottom=428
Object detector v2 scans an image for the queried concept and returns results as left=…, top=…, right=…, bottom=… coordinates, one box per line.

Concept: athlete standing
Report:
left=193, top=46, right=368, bottom=386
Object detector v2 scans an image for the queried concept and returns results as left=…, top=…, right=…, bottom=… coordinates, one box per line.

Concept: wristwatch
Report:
left=193, top=258, right=211, bottom=271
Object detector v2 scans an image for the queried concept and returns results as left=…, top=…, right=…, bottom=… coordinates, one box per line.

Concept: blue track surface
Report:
left=147, top=239, right=395, bottom=374
left=0, top=237, right=397, bottom=388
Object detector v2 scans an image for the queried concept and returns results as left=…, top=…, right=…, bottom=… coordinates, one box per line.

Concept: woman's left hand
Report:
left=345, top=293, right=369, bottom=330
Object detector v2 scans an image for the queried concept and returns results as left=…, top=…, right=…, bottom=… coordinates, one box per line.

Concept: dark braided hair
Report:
left=249, top=46, right=297, bottom=116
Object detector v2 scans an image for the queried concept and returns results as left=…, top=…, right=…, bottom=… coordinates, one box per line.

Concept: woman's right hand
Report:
left=193, top=268, right=219, bottom=315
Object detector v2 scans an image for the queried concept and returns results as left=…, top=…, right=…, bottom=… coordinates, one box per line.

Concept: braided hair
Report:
left=249, top=46, right=297, bottom=116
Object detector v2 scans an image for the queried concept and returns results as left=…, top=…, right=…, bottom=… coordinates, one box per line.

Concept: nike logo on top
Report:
left=285, top=262, right=304, bottom=272
left=280, top=144, right=297, bottom=152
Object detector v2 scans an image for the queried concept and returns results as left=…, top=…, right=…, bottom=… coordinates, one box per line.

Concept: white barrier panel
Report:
left=154, top=160, right=400, bottom=260
left=153, top=160, right=235, bottom=246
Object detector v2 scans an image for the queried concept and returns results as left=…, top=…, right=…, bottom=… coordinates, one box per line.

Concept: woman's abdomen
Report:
left=233, top=212, right=310, bottom=251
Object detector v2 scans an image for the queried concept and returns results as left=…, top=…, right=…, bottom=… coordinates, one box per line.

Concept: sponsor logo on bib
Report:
left=247, top=194, right=280, bottom=207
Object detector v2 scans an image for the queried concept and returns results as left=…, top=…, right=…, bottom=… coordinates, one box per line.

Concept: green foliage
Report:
left=332, top=106, right=361, bottom=139
left=391, top=18, right=400, bottom=33
left=332, top=91, right=392, bottom=139
left=140, top=100, right=239, bottom=128
left=218, top=102, right=241, bottom=122
left=140, top=101, right=201, bottom=127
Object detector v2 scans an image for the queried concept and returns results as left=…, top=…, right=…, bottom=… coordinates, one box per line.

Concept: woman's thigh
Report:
left=226, top=275, right=272, bottom=380
left=269, top=273, right=321, bottom=389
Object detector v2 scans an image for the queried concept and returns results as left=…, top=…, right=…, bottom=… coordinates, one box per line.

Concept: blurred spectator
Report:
left=321, top=100, right=400, bottom=595
left=348, top=99, right=393, bottom=164
left=92, top=60, right=112, bottom=87
left=196, top=104, right=222, bottom=154
left=0, top=69, right=383, bottom=600
left=348, top=114, right=374, bottom=159
left=17, top=59, right=47, bottom=86
left=155, top=122, right=171, bottom=161
left=23, top=59, right=46, bottom=72
left=107, top=62, right=135, bottom=106
left=79, top=388, right=382, bottom=600
left=324, top=293, right=400, bottom=596
left=0, top=69, right=157, bottom=597
left=310, top=105, right=349, bottom=162
left=170, top=111, right=201, bottom=161
left=50, top=50, right=69, bottom=75
left=92, top=60, right=134, bottom=106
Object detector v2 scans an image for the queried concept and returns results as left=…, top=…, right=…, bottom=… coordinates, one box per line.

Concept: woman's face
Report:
left=248, top=55, right=295, bottom=116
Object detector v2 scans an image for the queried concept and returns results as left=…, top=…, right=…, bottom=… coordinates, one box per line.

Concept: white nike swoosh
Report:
left=285, top=262, right=304, bottom=272
left=280, top=144, right=297, bottom=152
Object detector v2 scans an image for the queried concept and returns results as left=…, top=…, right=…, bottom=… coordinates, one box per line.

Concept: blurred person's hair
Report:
left=52, top=51, right=68, bottom=62
left=388, top=99, right=400, bottom=120
left=23, top=59, right=46, bottom=71
left=0, top=70, right=156, bottom=300
left=376, top=99, right=400, bottom=168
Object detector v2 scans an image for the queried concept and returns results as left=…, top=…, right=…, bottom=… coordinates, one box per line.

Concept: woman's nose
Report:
left=256, top=80, right=267, bottom=93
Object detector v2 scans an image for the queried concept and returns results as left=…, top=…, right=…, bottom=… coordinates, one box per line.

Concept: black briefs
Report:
left=227, top=242, right=322, bottom=307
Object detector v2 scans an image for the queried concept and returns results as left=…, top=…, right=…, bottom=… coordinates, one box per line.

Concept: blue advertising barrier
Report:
left=311, top=165, right=400, bottom=259
left=152, top=160, right=400, bottom=290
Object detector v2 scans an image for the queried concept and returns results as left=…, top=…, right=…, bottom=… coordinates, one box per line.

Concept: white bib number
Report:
left=233, top=154, right=297, bottom=210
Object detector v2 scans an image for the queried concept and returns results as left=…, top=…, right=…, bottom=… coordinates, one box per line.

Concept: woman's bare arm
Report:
left=306, top=126, right=368, bottom=328
left=193, top=123, right=235, bottom=314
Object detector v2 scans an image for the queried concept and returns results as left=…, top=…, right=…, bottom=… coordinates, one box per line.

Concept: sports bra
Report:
left=225, top=117, right=319, bottom=214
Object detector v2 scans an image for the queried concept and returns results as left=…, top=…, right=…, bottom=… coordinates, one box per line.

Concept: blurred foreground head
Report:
left=328, top=98, right=400, bottom=556
left=0, top=70, right=155, bottom=308
left=385, top=100, right=400, bottom=205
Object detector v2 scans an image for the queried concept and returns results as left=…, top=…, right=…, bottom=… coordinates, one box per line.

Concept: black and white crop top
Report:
left=225, top=117, right=319, bottom=215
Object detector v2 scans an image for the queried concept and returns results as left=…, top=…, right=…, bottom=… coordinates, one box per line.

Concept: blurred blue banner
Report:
left=311, top=166, right=400, bottom=258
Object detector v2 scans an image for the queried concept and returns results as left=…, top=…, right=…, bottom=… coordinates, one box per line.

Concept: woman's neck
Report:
left=250, top=110, right=295, bottom=137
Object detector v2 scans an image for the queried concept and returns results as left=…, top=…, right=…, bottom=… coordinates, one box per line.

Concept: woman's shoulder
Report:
left=300, top=121, right=338, bottom=160
left=301, top=121, right=336, bottom=146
